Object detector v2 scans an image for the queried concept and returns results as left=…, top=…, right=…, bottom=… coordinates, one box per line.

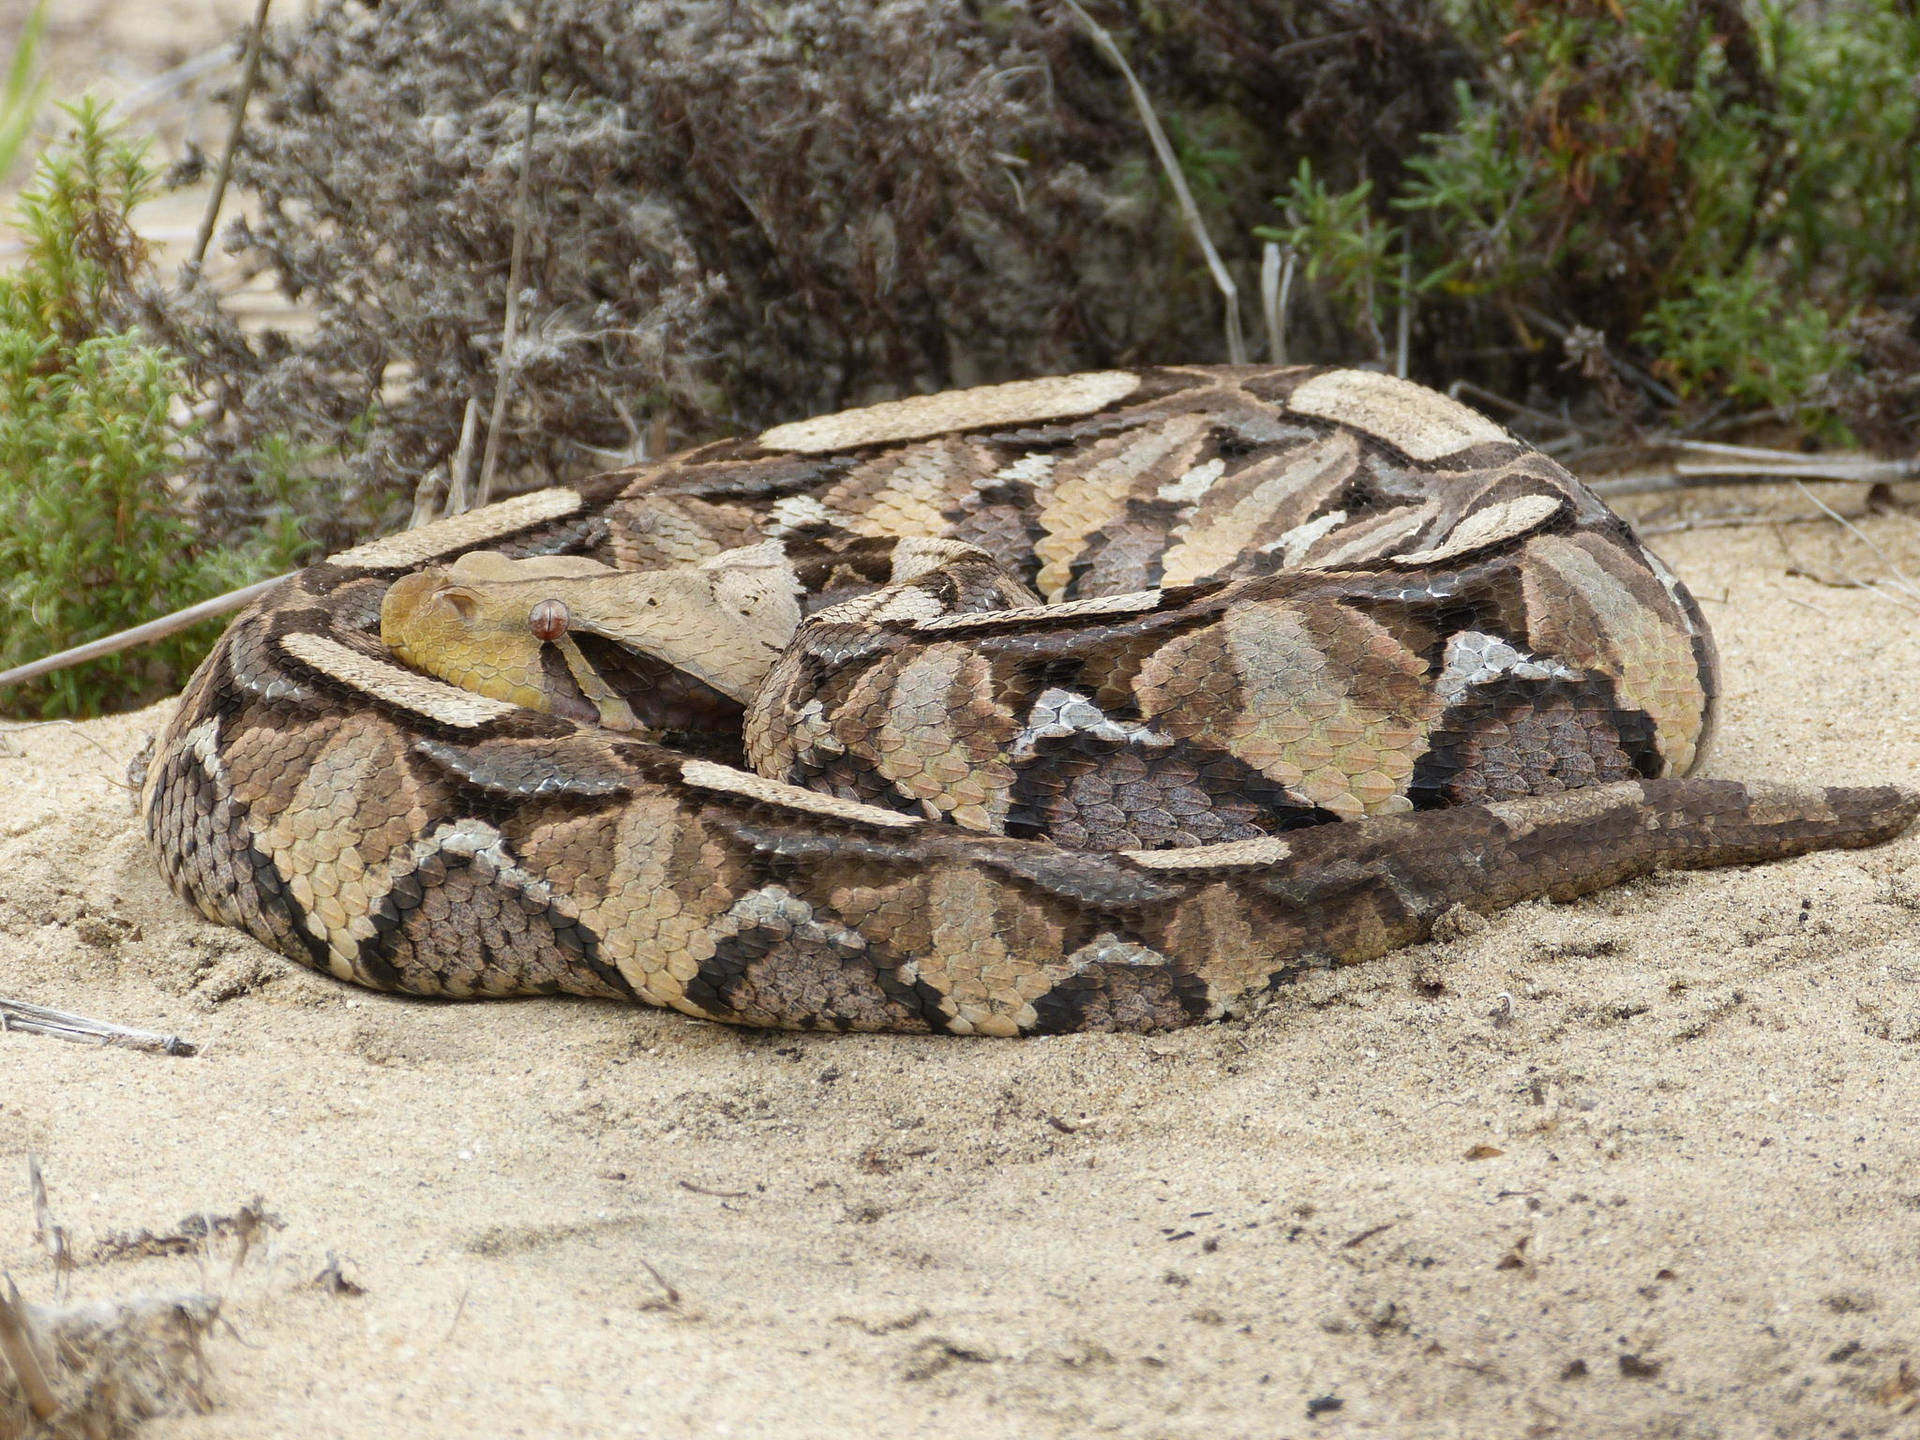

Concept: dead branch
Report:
left=0, top=999, right=198, bottom=1058
left=443, top=396, right=482, bottom=518
left=1451, top=379, right=1587, bottom=440
left=676, top=1180, right=750, bottom=1199
left=1635, top=510, right=1841, bottom=537
left=1394, top=243, right=1412, bottom=380
left=1062, top=0, right=1246, bottom=363
left=1793, top=479, right=1920, bottom=605
left=1675, top=442, right=1920, bottom=483
left=636, top=1257, right=684, bottom=1312
left=189, top=0, right=274, bottom=272
left=475, top=54, right=544, bottom=510
left=0, top=1286, right=219, bottom=1432
left=0, top=575, right=286, bottom=692
left=0, top=1278, right=56, bottom=1421
left=1589, top=470, right=1905, bottom=499
left=1784, top=567, right=1920, bottom=612
left=1261, top=241, right=1297, bottom=366
left=27, top=1159, right=71, bottom=1291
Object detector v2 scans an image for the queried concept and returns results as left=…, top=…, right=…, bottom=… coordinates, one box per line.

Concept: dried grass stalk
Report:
left=0, top=1289, right=217, bottom=1439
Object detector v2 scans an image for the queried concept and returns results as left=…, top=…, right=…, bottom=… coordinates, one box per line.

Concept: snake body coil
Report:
left=142, top=366, right=1919, bottom=1034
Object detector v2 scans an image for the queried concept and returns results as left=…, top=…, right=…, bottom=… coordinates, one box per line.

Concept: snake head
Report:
left=381, top=562, right=574, bottom=718
left=377, top=548, right=796, bottom=734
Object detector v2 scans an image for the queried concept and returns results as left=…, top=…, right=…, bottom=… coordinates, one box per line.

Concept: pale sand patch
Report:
left=1, top=497, right=1917, bottom=1438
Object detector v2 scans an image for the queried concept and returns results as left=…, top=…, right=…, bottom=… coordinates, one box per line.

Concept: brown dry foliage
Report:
left=0, top=1291, right=217, bottom=1439
left=135, top=0, right=1471, bottom=547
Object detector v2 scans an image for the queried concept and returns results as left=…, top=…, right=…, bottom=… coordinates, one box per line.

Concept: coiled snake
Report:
left=140, top=366, right=1918, bottom=1034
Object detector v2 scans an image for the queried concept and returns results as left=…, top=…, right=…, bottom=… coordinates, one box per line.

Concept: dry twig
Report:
left=442, top=396, right=483, bottom=519
left=1394, top=243, right=1412, bottom=380
left=27, top=1158, right=71, bottom=1293
left=1452, top=379, right=1586, bottom=440
left=1580, top=439, right=1920, bottom=497
left=0, top=1277, right=56, bottom=1421
left=0, top=998, right=198, bottom=1057
left=1062, top=0, right=1246, bottom=363
left=189, top=0, right=274, bottom=271
left=475, top=55, right=544, bottom=509
left=1793, top=479, right=1920, bottom=607
left=1260, top=241, right=1295, bottom=366
left=0, top=575, right=285, bottom=692
left=637, top=1257, right=684, bottom=1312
left=676, top=1180, right=749, bottom=1199
left=1635, top=510, right=1840, bottom=538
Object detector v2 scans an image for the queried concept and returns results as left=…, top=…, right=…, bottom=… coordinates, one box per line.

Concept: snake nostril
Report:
left=529, top=598, right=570, bottom=642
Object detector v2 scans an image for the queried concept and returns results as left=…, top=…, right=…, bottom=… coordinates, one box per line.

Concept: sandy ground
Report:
left=1, top=494, right=1918, bottom=1439
left=6, top=10, right=1920, bottom=1437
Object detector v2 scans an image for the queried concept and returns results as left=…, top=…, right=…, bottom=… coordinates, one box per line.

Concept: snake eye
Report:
left=529, top=598, right=570, bottom=642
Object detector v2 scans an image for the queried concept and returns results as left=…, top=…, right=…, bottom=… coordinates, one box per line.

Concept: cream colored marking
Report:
left=1485, top=780, right=1644, bottom=835
left=810, top=586, right=941, bottom=626
left=868, top=587, right=950, bottom=624
left=1158, top=457, right=1225, bottom=505
left=1156, top=430, right=1359, bottom=587
left=983, top=452, right=1056, bottom=489
left=758, top=371, right=1141, bottom=454
left=890, top=537, right=992, bottom=583
left=1435, top=629, right=1578, bottom=703
left=1393, top=493, right=1563, bottom=566
left=767, top=495, right=841, bottom=534
left=1009, top=687, right=1140, bottom=758
left=678, top=758, right=923, bottom=828
left=550, top=632, right=640, bottom=730
left=183, top=717, right=222, bottom=772
left=914, top=589, right=1162, bottom=632
left=1302, top=504, right=1435, bottom=570
left=1260, top=510, right=1346, bottom=568
left=1122, top=836, right=1295, bottom=868
left=329, top=488, right=583, bottom=570
left=427, top=818, right=530, bottom=876
left=448, top=551, right=613, bottom=583
left=279, top=632, right=519, bottom=726
left=700, top=540, right=804, bottom=641
left=1064, top=933, right=1171, bottom=968
left=1524, top=533, right=1707, bottom=774
left=1034, top=413, right=1209, bottom=600
left=1641, top=547, right=1703, bottom=635
left=1288, top=370, right=1509, bottom=462
left=1740, top=783, right=1837, bottom=827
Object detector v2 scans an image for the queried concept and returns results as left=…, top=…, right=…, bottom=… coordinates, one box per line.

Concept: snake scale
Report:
left=140, top=366, right=1919, bottom=1035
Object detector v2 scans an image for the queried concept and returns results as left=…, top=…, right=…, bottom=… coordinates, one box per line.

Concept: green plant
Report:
left=1258, top=160, right=1403, bottom=357
left=1633, top=261, right=1853, bottom=417
left=0, top=101, right=283, bottom=716
left=0, top=0, right=48, bottom=178
left=1259, top=0, right=1920, bottom=439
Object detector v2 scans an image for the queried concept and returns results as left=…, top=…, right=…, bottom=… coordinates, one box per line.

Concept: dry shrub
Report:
left=140, top=0, right=1468, bottom=543
left=0, top=1290, right=217, bottom=1439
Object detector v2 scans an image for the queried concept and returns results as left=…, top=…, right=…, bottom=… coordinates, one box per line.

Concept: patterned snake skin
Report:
left=140, top=366, right=1919, bottom=1034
